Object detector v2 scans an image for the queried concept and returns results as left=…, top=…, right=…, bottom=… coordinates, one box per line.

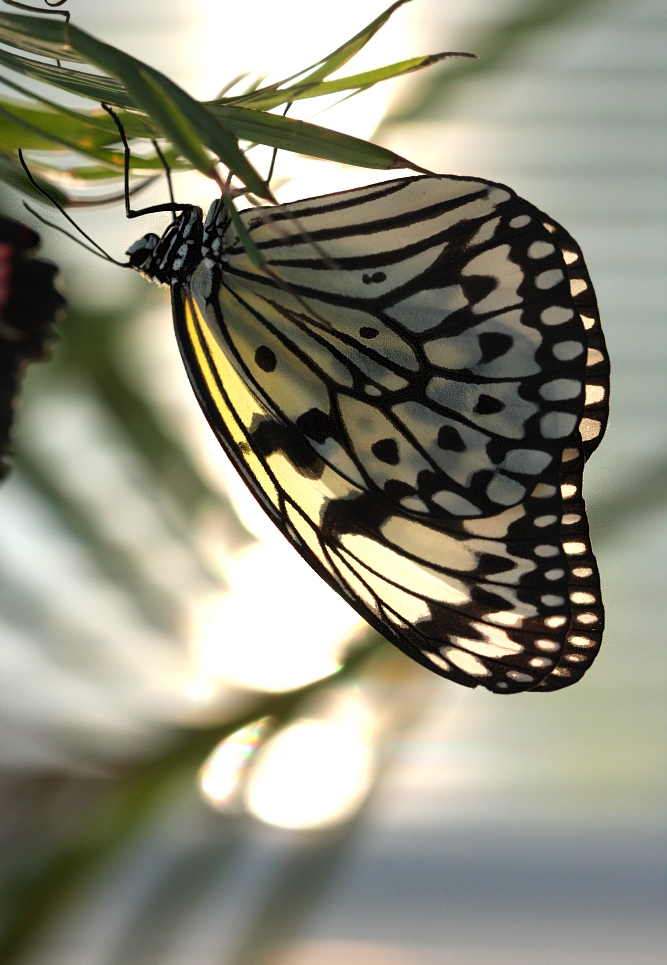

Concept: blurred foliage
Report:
left=385, top=0, right=610, bottom=121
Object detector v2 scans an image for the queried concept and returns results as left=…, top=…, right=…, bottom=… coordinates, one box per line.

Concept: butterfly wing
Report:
left=173, top=175, right=609, bottom=693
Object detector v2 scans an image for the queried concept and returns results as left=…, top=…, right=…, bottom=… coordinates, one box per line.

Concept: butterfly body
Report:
left=127, top=175, right=609, bottom=694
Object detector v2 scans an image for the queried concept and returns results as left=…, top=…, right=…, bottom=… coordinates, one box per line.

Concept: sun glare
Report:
left=244, top=714, right=376, bottom=829
left=192, top=537, right=365, bottom=693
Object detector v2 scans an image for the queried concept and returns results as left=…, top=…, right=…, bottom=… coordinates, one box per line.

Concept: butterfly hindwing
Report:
left=173, top=175, right=609, bottom=693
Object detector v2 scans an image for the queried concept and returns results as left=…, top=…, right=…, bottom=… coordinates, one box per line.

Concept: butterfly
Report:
left=0, top=215, right=64, bottom=479
left=126, top=174, right=609, bottom=694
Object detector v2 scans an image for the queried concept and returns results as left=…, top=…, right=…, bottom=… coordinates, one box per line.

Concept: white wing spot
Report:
left=425, top=652, right=451, bottom=672
left=463, top=503, right=524, bottom=537
left=535, top=545, right=559, bottom=557
left=570, top=278, right=588, bottom=296
left=528, top=241, right=555, bottom=259
left=536, top=639, right=560, bottom=651
left=570, top=635, right=595, bottom=648
left=553, top=341, right=584, bottom=361
left=534, top=515, right=557, bottom=527
left=585, top=384, right=606, bottom=405
left=468, top=217, right=501, bottom=247
left=488, top=188, right=511, bottom=204
left=432, top=491, right=482, bottom=516
left=540, top=306, right=574, bottom=326
left=540, top=379, right=581, bottom=401
left=545, top=569, right=565, bottom=580
left=587, top=348, right=605, bottom=367
left=486, top=474, right=526, bottom=506
left=501, top=449, right=552, bottom=474
left=531, top=483, right=557, bottom=498
left=445, top=648, right=491, bottom=677
left=541, top=594, right=565, bottom=606
left=509, top=214, right=531, bottom=228
left=545, top=615, right=567, bottom=628
left=580, top=418, right=601, bottom=441
left=571, top=591, right=596, bottom=604
left=535, top=268, right=564, bottom=290
left=540, top=411, right=578, bottom=438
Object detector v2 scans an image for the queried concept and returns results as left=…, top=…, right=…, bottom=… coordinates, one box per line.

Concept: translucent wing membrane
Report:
left=170, top=175, right=609, bottom=693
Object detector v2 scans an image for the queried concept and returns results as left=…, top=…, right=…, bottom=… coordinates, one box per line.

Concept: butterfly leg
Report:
left=101, top=103, right=189, bottom=221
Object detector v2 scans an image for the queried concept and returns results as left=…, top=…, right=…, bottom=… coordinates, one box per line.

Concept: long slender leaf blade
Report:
left=61, top=22, right=270, bottom=197
left=0, top=10, right=84, bottom=61
left=0, top=100, right=154, bottom=173
left=136, top=63, right=271, bottom=199
left=228, top=51, right=474, bottom=111
left=0, top=68, right=153, bottom=148
left=0, top=46, right=136, bottom=109
left=223, top=196, right=265, bottom=269
left=213, top=1, right=412, bottom=119
left=0, top=14, right=264, bottom=194
left=303, top=0, right=413, bottom=82
left=209, top=105, right=423, bottom=171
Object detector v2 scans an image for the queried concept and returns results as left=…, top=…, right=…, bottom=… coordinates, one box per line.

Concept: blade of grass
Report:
left=0, top=46, right=133, bottom=107
left=0, top=8, right=84, bottom=61
left=210, top=1, right=415, bottom=117
left=274, top=0, right=413, bottom=89
left=222, top=51, right=475, bottom=112
left=209, top=104, right=425, bottom=171
left=0, top=14, right=270, bottom=197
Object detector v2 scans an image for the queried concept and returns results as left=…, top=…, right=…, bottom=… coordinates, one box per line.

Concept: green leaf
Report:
left=226, top=51, right=475, bottom=112
left=0, top=8, right=85, bottom=61
left=0, top=45, right=133, bottom=107
left=223, top=196, right=265, bottom=270
left=209, top=105, right=422, bottom=171
left=0, top=13, right=270, bottom=197
left=287, top=0, right=413, bottom=85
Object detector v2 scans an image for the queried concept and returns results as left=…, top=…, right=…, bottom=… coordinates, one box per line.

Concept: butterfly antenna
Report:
left=18, top=150, right=127, bottom=266
left=101, top=102, right=188, bottom=219
left=22, top=202, right=129, bottom=265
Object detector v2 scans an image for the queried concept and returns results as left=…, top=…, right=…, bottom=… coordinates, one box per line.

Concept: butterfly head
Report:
left=126, top=206, right=204, bottom=285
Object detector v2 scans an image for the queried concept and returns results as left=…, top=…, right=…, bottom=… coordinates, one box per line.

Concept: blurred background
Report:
left=0, top=1, right=665, bottom=963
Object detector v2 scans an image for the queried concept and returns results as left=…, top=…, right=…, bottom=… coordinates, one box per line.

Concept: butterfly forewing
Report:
left=173, top=175, right=609, bottom=693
